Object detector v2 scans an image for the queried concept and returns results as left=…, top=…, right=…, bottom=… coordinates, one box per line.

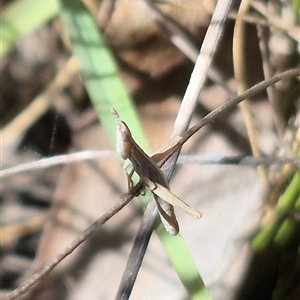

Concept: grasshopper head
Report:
left=111, top=108, right=132, bottom=160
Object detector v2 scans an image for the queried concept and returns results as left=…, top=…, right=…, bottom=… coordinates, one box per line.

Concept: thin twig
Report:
left=233, top=0, right=270, bottom=190
left=156, top=69, right=300, bottom=168
left=251, top=0, right=299, bottom=42
left=0, top=150, right=299, bottom=183
left=136, top=0, right=199, bottom=62
left=138, top=0, right=236, bottom=98
left=3, top=150, right=298, bottom=181
left=5, top=183, right=142, bottom=300
left=1, top=150, right=118, bottom=178
left=115, top=0, right=234, bottom=298
left=114, top=199, right=158, bottom=300
left=256, top=24, right=285, bottom=138
left=178, top=155, right=300, bottom=167
left=184, top=69, right=300, bottom=140
left=172, top=0, right=233, bottom=137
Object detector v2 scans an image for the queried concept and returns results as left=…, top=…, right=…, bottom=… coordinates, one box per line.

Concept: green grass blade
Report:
left=157, top=224, right=212, bottom=299
left=252, top=161, right=299, bottom=252
left=59, top=0, right=143, bottom=144
left=1, top=0, right=59, bottom=56
left=276, top=171, right=300, bottom=214
left=59, top=1, right=211, bottom=298
left=295, top=195, right=300, bottom=211
left=274, top=217, right=298, bottom=247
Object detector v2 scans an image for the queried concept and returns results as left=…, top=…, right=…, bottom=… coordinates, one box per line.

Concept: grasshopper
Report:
left=111, top=109, right=201, bottom=235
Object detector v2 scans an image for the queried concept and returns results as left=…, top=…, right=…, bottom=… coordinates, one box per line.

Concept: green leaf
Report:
left=59, top=0, right=141, bottom=144
left=1, top=0, right=59, bottom=56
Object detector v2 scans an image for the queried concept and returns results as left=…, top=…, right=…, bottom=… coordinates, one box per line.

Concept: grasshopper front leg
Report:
left=123, top=160, right=135, bottom=190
